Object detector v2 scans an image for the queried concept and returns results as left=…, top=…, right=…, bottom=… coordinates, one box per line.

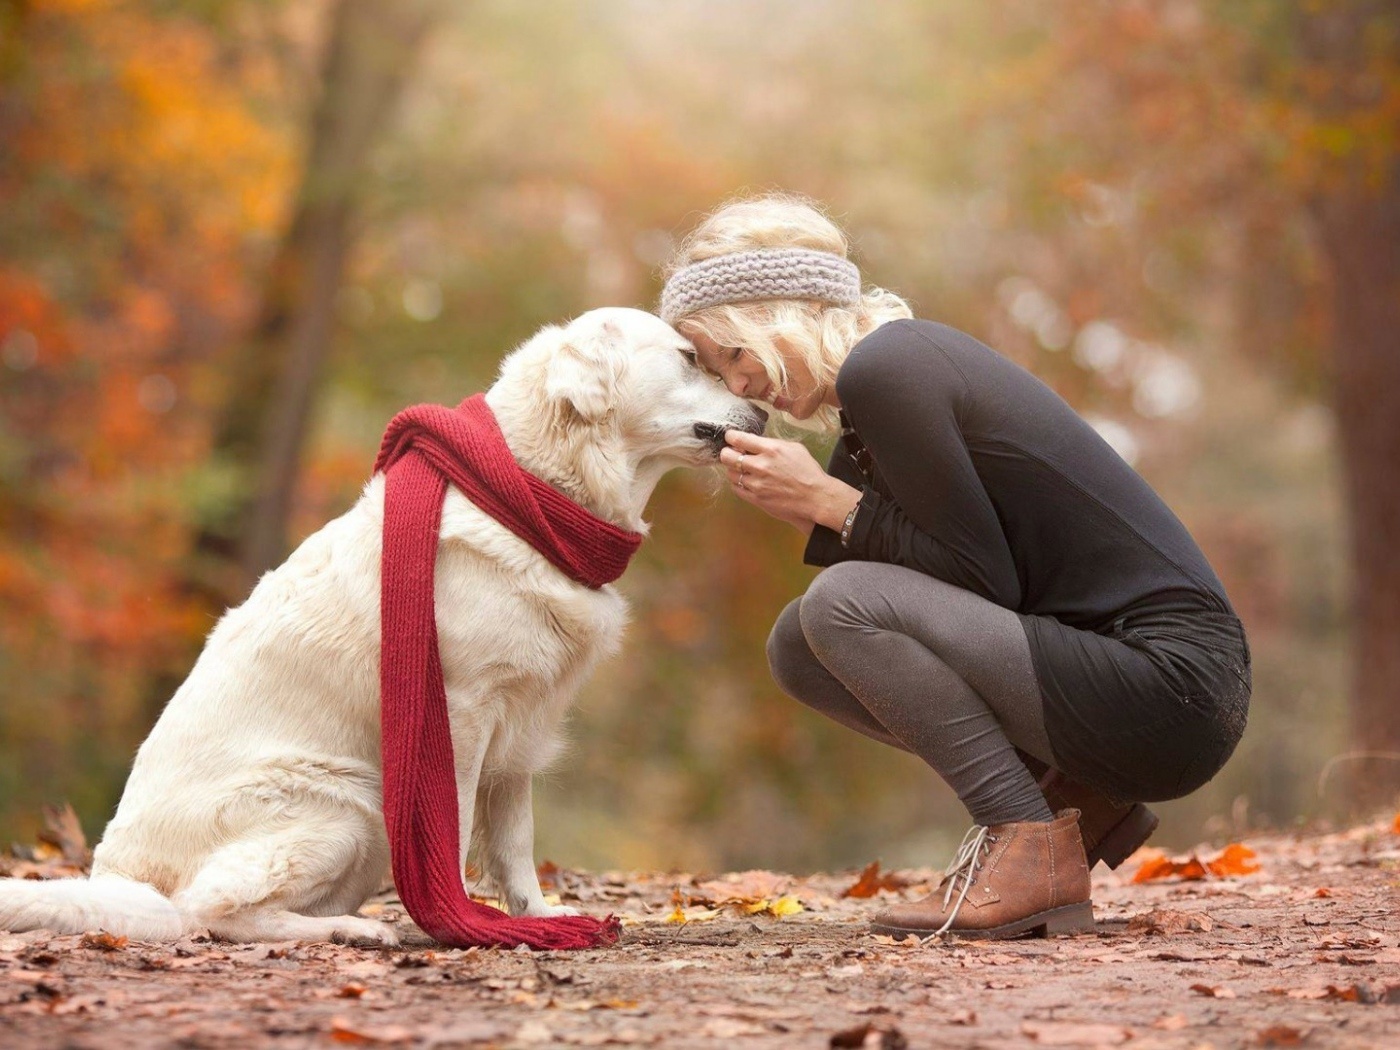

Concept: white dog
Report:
left=0, top=307, right=764, bottom=945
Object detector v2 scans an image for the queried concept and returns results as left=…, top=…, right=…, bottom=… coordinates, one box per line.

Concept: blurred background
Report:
left=2, top=0, right=1396, bottom=873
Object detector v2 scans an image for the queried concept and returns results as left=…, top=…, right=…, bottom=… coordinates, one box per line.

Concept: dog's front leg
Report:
left=448, top=717, right=490, bottom=893
left=476, top=771, right=578, bottom=918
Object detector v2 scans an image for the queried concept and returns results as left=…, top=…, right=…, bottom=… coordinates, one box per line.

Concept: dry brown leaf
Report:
left=537, top=860, right=560, bottom=889
left=1021, top=1021, right=1132, bottom=1045
left=1190, top=982, right=1237, bottom=999
left=1255, top=1025, right=1309, bottom=1046
left=337, top=983, right=368, bottom=999
left=1392, top=812, right=1400, bottom=834
left=78, top=931, right=128, bottom=952
left=701, top=1018, right=765, bottom=1039
left=1125, top=909, right=1214, bottom=936
left=693, top=869, right=789, bottom=901
left=830, top=1021, right=908, bottom=1048
left=37, top=803, right=90, bottom=867
left=841, top=861, right=910, bottom=899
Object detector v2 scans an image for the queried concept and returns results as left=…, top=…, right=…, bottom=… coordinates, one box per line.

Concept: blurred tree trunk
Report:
left=1303, top=2, right=1400, bottom=806
left=202, top=0, right=443, bottom=597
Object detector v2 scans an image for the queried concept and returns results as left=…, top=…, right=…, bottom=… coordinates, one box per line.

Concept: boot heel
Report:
left=1090, top=803, right=1159, bottom=870
left=1040, top=902, right=1095, bottom=935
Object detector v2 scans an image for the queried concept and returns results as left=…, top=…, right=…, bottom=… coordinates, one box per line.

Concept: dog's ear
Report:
left=545, top=318, right=622, bottom=424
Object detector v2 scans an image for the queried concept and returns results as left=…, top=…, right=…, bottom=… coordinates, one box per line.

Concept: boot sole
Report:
left=1089, top=803, right=1159, bottom=870
left=870, top=901, right=1095, bottom=941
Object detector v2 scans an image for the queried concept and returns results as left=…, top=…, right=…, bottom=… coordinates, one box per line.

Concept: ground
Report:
left=2, top=817, right=1398, bottom=1049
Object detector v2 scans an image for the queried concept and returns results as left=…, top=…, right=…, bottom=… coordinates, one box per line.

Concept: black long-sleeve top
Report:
left=803, top=319, right=1233, bottom=635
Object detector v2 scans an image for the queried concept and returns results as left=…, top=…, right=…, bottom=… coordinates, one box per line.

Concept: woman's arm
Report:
left=829, top=321, right=1022, bottom=608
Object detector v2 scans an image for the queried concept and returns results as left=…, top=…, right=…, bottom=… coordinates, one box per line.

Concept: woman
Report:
left=658, top=194, right=1251, bottom=940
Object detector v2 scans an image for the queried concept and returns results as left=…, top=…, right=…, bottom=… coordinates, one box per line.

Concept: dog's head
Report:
left=502, top=307, right=766, bottom=460
left=489, top=307, right=767, bottom=524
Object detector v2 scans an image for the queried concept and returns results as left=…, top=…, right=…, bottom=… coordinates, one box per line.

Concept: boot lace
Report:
left=934, top=824, right=997, bottom=936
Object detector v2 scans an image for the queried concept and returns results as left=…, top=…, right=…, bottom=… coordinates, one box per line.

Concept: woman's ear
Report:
left=544, top=319, right=622, bottom=423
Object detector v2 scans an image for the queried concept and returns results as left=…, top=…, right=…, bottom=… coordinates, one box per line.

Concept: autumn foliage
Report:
left=1, top=0, right=1397, bottom=865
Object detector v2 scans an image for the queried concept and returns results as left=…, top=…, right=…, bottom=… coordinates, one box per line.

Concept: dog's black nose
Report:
left=693, top=421, right=724, bottom=442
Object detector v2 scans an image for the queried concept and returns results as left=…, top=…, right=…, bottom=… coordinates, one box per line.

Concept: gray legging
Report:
left=767, top=560, right=1056, bottom=826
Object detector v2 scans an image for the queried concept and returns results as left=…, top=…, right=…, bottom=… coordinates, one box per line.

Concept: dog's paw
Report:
left=517, top=902, right=581, bottom=919
left=330, top=917, right=401, bottom=948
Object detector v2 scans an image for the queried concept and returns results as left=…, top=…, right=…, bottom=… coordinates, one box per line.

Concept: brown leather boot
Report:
left=1038, top=769, right=1158, bottom=871
left=870, top=810, right=1094, bottom=940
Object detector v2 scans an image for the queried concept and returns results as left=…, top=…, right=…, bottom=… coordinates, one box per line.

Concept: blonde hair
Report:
left=662, top=192, right=913, bottom=431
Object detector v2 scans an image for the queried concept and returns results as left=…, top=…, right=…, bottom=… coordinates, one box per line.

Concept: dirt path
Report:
left=2, top=820, right=1397, bottom=1048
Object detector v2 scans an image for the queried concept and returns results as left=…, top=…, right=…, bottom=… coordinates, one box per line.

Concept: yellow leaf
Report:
left=769, top=895, right=804, bottom=918
left=665, top=903, right=687, bottom=924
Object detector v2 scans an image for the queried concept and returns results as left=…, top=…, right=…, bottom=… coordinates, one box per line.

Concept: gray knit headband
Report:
left=659, top=248, right=862, bottom=325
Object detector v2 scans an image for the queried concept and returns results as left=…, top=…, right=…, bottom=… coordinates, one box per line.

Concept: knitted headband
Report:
left=659, top=247, right=862, bottom=325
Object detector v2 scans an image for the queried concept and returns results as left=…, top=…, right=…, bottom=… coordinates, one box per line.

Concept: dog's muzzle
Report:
left=693, top=406, right=769, bottom=452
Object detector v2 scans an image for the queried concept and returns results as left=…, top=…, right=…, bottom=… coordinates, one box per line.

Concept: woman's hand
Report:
left=719, top=430, right=862, bottom=536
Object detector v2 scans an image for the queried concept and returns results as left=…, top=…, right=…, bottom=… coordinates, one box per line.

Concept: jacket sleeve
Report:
left=802, top=440, right=871, bottom=568
left=805, top=321, right=1022, bottom=609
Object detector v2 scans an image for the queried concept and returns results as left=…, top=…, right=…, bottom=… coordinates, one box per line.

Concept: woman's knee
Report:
left=798, top=561, right=891, bottom=653
left=766, top=598, right=816, bottom=699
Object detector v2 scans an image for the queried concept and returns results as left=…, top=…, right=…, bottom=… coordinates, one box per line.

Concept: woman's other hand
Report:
left=720, top=430, right=861, bottom=536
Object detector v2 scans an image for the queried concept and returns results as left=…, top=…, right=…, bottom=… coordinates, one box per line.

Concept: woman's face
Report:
left=688, top=330, right=829, bottom=420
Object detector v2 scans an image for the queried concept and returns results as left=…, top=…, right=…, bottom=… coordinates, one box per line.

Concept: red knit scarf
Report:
left=374, top=394, right=639, bottom=950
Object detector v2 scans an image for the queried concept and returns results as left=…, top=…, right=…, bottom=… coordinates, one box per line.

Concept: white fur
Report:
left=0, top=308, right=762, bottom=945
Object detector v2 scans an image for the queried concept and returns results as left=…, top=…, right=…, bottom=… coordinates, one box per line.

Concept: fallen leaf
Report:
left=1208, top=842, right=1261, bottom=876
left=663, top=900, right=720, bottom=925
left=1312, top=887, right=1332, bottom=898
left=1021, top=1021, right=1132, bottom=1045
left=829, top=1021, right=908, bottom=1048
left=1392, top=812, right=1399, bottom=834
left=1320, top=982, right=1389, bottom=1004
left=37, top=803, right=89, bottom=867
left=337, top=983, right=368, bottom=999
left=841, top=861, right=911, bottom=899
left=537, top=860, right=560, bottom=889
left=1132, top=843, right=1258, bottom=883
left=554, top=997, right=639, bottom=1011
left=693, top=869, right=790, bottom=902
left=700, top=1018, right=766, bottom=1038
left=1255, top=1025, right=1308, bottom=1046
left=329, top=1018, right=414, bottom=1044
left=1125, top=909, right=1214, bottom=936
left=768, top=895, right=804, bottom=918
left=1189, top=983, right=1237, bottom=999
left=78, top=931, right=128, bottom=952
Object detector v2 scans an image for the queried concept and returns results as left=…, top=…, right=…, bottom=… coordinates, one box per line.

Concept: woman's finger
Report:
left=724, top=429, right=781, bottom=454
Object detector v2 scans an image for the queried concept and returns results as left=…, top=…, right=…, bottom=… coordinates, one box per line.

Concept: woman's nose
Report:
left=724, top=372, right=750, bottom=398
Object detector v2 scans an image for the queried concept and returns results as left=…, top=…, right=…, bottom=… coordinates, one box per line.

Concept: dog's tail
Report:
left=0, top=874, right=183, bottom=940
